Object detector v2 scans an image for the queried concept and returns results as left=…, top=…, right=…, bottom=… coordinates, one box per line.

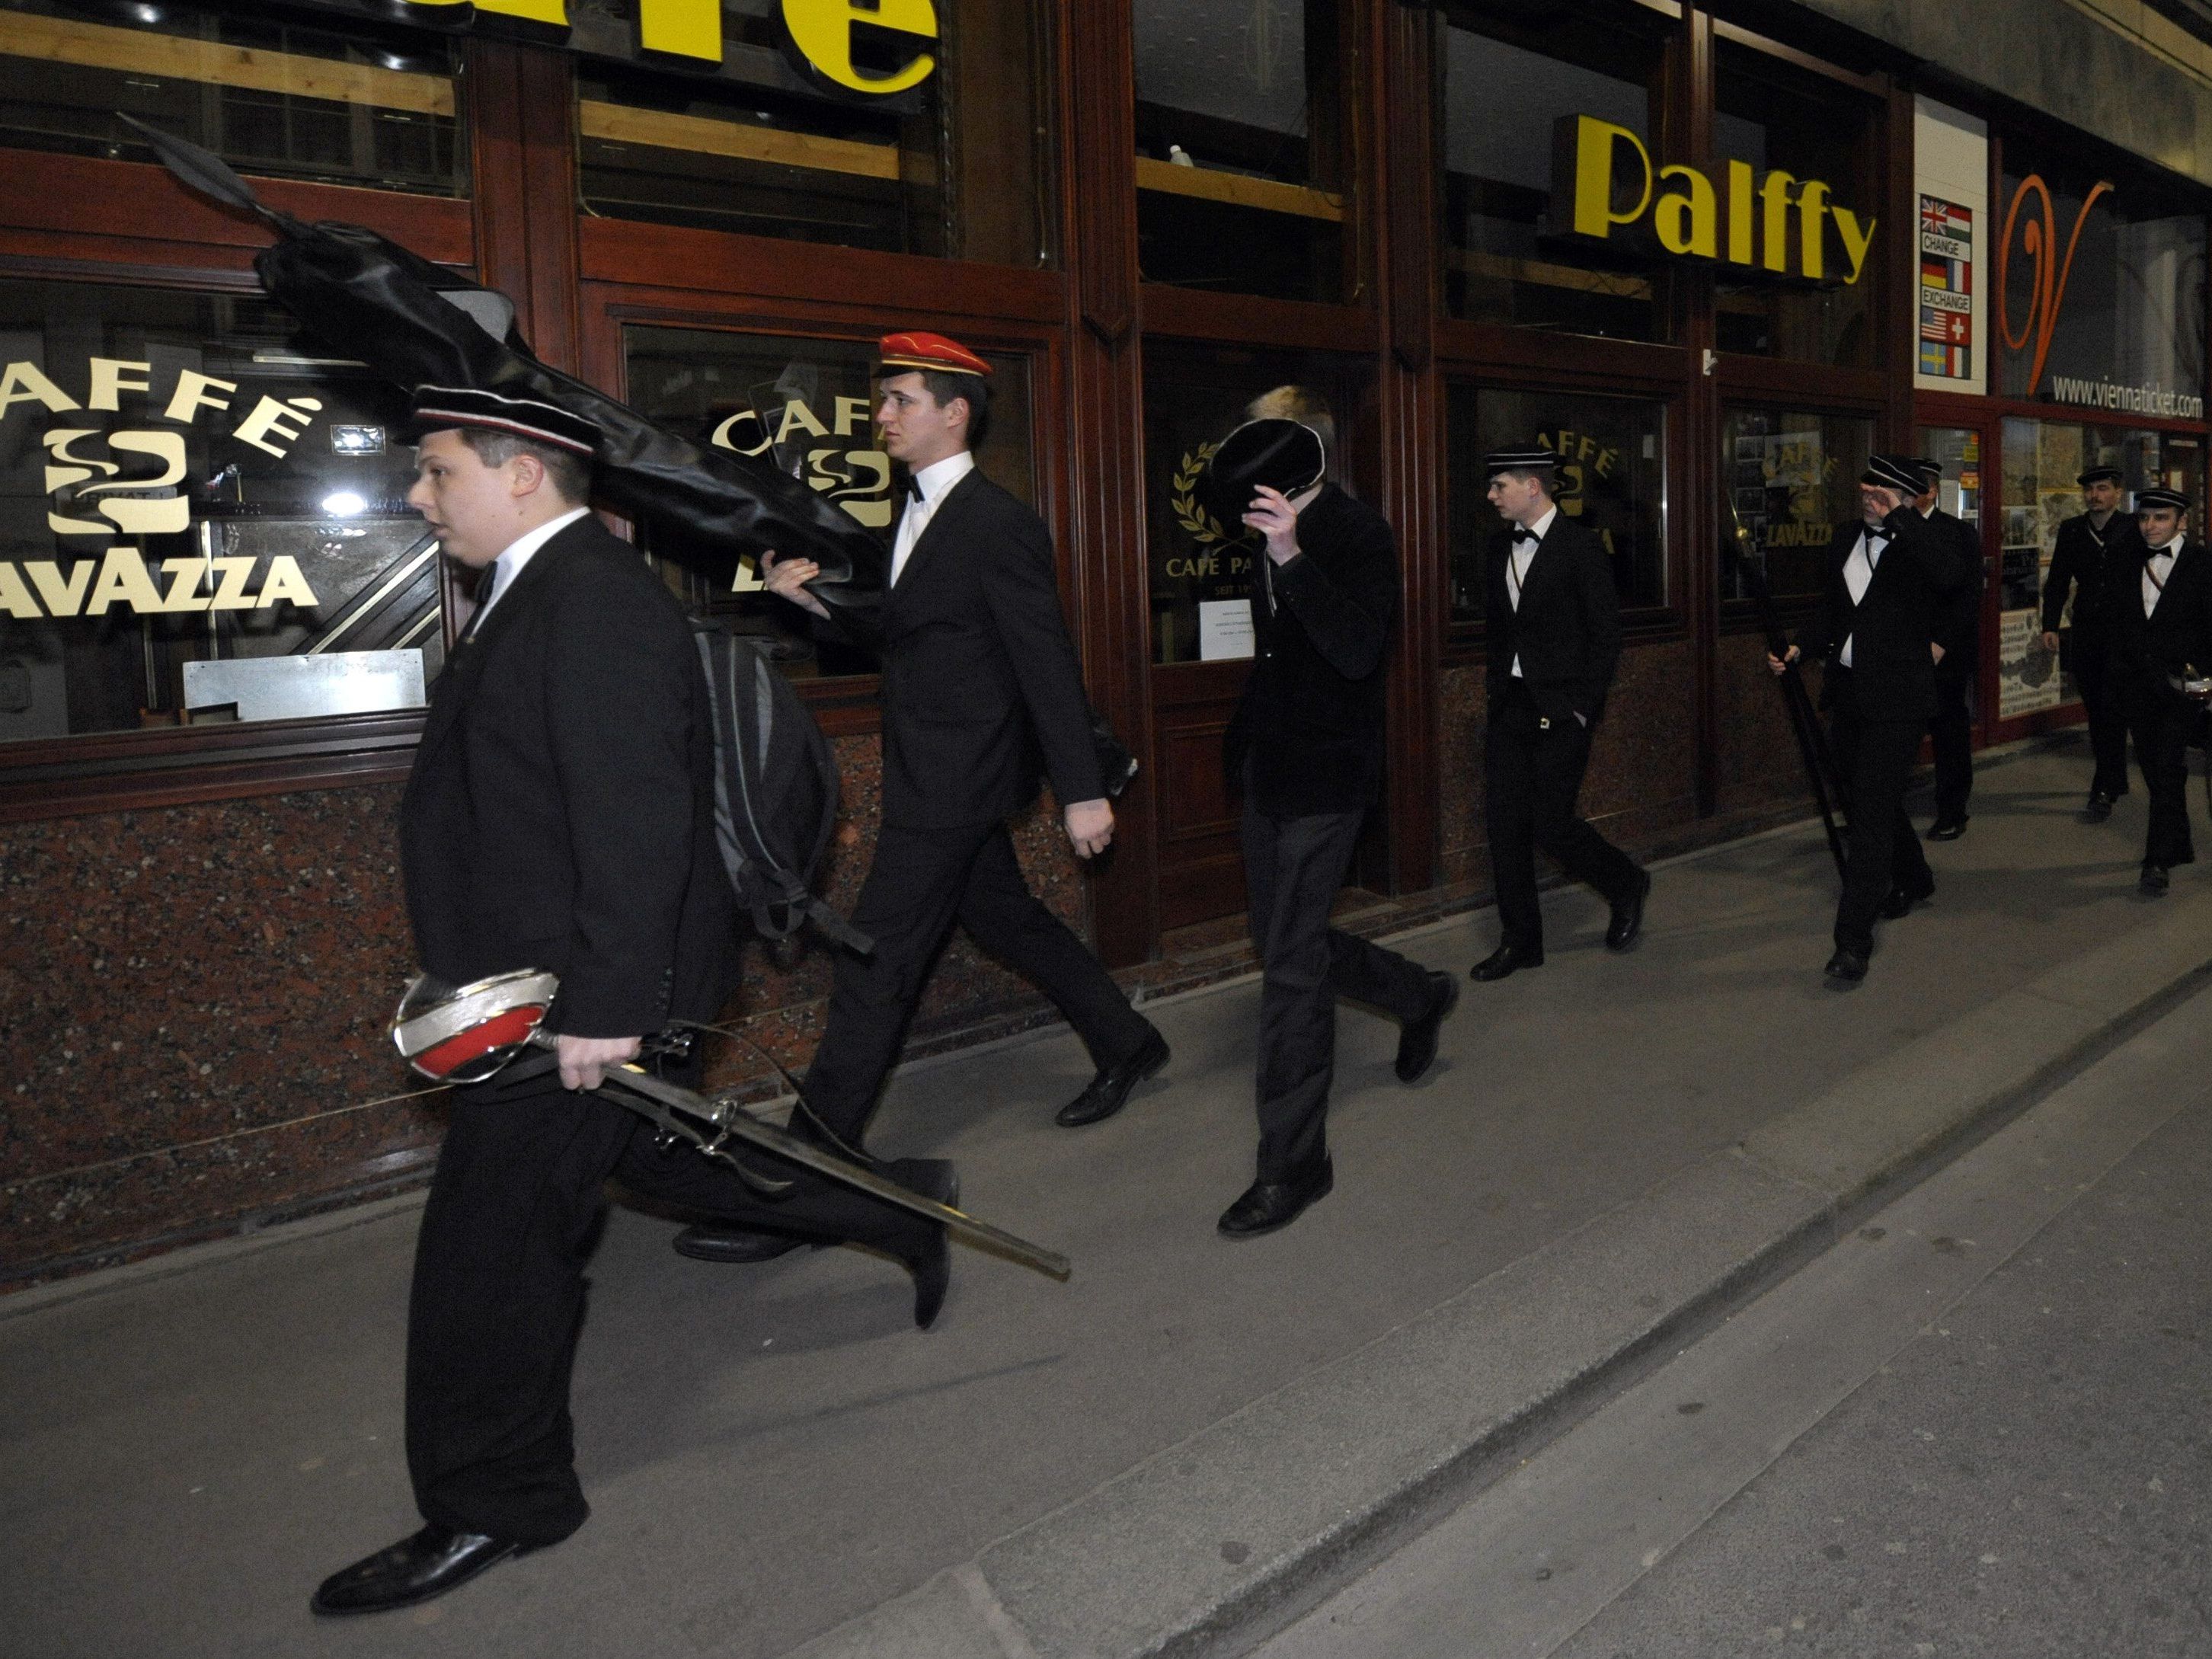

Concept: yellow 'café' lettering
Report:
left=389, top=0, right=937, bottom=86
left=1553, top=115, right=1877, bottom=285
left=0, top=551, right=321, bottom=619
left=783, top=0, right=938, bottom=94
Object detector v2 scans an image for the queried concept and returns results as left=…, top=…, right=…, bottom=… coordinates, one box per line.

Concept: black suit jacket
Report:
left=1485, top=513, right=1622, bottom=727
left=399, top=516, right=736, bottom=1038
left=2104, top=536, right=2212, bottom=702
left=1924, top=507, right=1983, bottom=673
left=1225, top=484, right=1399, bottom=818
left=1796, top=508, right=1965, bottom=723
left=826, top=468, right=1101, bottom=830
left=2042, top=510, right=2142, bottom=642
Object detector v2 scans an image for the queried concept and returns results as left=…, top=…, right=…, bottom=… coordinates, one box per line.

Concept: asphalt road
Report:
left=1256, top=982, right=2212, bottom=1659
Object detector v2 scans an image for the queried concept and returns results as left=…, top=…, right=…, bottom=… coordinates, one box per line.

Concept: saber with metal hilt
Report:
left=1726, top=507, right=1849, bottom=881
left=391, top=969, right=1070, bottom=1282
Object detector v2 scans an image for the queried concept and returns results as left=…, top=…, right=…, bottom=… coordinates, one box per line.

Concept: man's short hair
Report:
left=918, top=369, right=992, bottom=449
left=1245, top=385, right=1335, bottom=460
left=1494, top=467, right=1554, bottom=494
left=456, top=426, right=592, bottom=503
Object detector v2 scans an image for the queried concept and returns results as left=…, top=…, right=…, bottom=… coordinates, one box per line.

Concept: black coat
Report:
left=2042, top=510, right=2142, bottom=641
left=1924, top=507, right=1983, bottom=672
left=1226, top=484, right=1399, bottom=817
left=1484, top=513, right=1621, bottom=727
left=2104, top=536, right=2212, bottom=702
left=399, top=516, right=736, bottom=1039
left=827, top=468, right=1101, bottom=830
left=1796, top=508, right=1967, bottom=723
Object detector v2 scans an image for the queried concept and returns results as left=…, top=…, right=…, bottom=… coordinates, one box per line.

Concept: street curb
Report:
left=779, top=889, right=2212, bottom=1659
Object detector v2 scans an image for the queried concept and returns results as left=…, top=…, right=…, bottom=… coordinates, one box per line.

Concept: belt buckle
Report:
left=1538, top=716, right=1551, bottom=730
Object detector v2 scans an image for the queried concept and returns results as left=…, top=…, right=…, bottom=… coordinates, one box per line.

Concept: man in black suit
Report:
left=2104, top=484, right=2212, bottom=894
left=1770, top=455, right=1969, bottom=986
left=680, top=333, right=1162, bottom=1264
left=1913, top=456, right=1983, bottom=840
left=1470, top=448, right=1650, bottom=984
left=2042, top=465, right=2140, bottom=818
left=1212, top=390, right=1458, bottom=1238
left=312, top=389, right=951, bottom=1618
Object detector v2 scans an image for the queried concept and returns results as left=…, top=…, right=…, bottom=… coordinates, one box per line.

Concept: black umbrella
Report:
left=119, top=115, right=884, bottom=613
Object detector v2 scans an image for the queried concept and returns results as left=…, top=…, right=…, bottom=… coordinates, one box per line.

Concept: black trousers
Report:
left=1484, top=681, right=1643, bottom=953
left=1928, top=665, right=1974, bottom=823
left=2124, top=685, right=2200, bottom=871
left=1826, top=667, right=1933, bottom=957
left=2074, top=640, right=2132, bottom=800
left=405, top=1070, right=930, bottom=1546
left=800, top=820, right=1152, bottom=1148
left=1242, top=798, right=1432, bottom=1181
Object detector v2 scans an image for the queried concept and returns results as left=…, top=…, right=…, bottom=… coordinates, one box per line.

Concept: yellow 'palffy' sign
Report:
left=1550, top=115, right=1877, bottom=286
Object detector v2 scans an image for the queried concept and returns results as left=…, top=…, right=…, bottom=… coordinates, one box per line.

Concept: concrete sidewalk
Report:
left=7, top=740, right=2210, bottom=1659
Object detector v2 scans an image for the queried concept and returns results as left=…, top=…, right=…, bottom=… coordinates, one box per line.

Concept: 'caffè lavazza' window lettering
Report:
left=0, top=283, right=436, bottom=743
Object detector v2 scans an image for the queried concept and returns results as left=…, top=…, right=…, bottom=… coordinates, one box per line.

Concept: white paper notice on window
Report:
left=1197, top=598, right=1255, bottom=661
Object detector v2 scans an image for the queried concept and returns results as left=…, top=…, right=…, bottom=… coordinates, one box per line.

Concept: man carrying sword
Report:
left=311, top=388, right=955, bottom=1619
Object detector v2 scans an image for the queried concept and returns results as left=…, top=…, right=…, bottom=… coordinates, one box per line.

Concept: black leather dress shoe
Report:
left=2141, top=864, right=2171, bottom=896
left=1605, top=868, right=1652, bottom=952
left=2083, top=793, right=2115, bottom=823
left=1878, top=878, right=1934, bottom=920
left=1395, top=971, right=1459, bottom=1084
left=1218, top=1156, right=1333, bottom=1237
left=312, top=1525, right=537, bottom=1616
left=1926, top=816, right=1968, bottom=842
left=1056, top=1025, right=1169, bottom=1127
left=673, top=1159, right=957, bottom=1264
left=899, top=1224, right=951, bottom=1329
left=1823, top=948, right=1869, bottom=987
left=1470, top=942, right=1542, bottom=982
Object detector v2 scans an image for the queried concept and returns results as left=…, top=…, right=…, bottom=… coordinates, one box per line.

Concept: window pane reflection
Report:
left=1720, top=407, right=1872, bottom=603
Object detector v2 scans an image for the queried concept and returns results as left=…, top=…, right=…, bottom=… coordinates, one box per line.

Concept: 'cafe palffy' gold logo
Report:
left=0, top=358, right=325, bottom=620
left=1552, top=115, right=1878, bottom=285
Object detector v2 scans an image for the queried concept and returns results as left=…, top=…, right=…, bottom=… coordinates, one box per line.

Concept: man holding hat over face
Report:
left=1212, top=385, right=1458, bottom=1238
left=2042, top=464, right=2140, bottom=817
left=2105, top=483, right=2212, bottom=894
left=1913, top=456, right=1983, bottom=841
left=312, top=388, right=954, bottom=1617
left=1471, top=446, right=1650, bottom=984
left=720, top=331, right=1162, bottom=1210
left=1769, top=454, right=1968, bottom=985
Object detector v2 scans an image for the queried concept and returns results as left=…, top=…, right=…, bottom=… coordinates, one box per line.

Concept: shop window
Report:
left=1995, top=418, right=2205, bottom=721
left=1713, top=43, right=1878, bottom=366
left=0, top=278, right=443, bottom=746
left=1437, top=0, right=1673, bottom=342
left=1143, top=342, right=1367, bottom=664
left=1995, top=150, right=2207, bottom=414
left=1133, top=0, right=1351, bottom=305
left=0, top=0, right=465, bottom=197
left=619, top=324, right=1034, bottom=679
left=1719, top=406, right=1873, bottom=603
left=1446, top=385, right=1667, bottom=625
left=577, top=0, right=1051, bottom=266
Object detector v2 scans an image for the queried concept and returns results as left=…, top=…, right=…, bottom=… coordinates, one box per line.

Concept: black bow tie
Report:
left=1865, top=526, right=1891, bottom=544
left=1510, top=527, right=1539, bottom=546
left=906, top=476, right=925, bottom=503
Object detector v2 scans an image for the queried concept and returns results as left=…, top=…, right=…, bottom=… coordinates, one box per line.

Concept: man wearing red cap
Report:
left=676, top=332, right=1165, bottom=1264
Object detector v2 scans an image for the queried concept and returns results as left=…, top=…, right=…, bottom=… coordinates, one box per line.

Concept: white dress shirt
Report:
left=890, top=451, right=977, bottom=587
left=1506, top=504, right=1558, bottom=679
left=2143, top=541, right=2180, bottom=617
left=1838, top=519, right=1890, bottom=668
left=471, top=505, right=590, bottom=627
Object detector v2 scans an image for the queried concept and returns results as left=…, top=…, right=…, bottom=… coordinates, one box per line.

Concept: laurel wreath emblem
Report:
left=1171, top=441, right=1229, bottom=546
